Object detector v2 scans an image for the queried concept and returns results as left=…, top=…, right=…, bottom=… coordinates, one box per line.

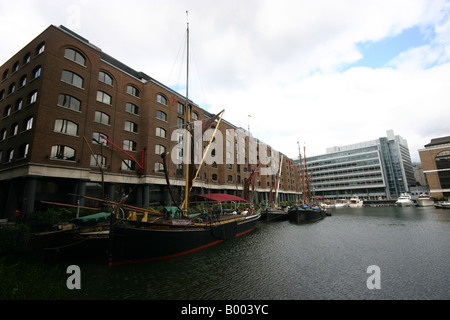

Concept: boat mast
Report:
left=304, top=145, right=311, bottom=205
left=275, top=154, right=283, bottom=206
left=298, top=141, right=306, bottom=204
left=182, top=11, right=191, bottom=215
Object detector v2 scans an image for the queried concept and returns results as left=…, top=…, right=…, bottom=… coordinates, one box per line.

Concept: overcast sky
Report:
left=1, top=0, right=449, bottom=162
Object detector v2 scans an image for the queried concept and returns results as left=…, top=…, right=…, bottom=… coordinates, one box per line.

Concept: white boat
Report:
left=320, top=202, right=335, bottom=209
left=416, top=194, right=434, bottom=207
left=320, top=199, right=349, bottom=208
left=434, top=201, right=450, bottom=209
left=349, top=196, right=363, bottom=208
left=335, top=200, right=349, bottom=208
left=395, top=193, right=414, bottom=206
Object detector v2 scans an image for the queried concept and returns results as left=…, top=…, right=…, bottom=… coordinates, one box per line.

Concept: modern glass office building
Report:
left=301, top=130, right=416, bottom=200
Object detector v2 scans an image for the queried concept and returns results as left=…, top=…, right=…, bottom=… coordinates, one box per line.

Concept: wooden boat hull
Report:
left=287, top=207, right=326, bottom=223
left=260, top=209, right=288, bottom=222
left=109, top=213, right=260, bottom=265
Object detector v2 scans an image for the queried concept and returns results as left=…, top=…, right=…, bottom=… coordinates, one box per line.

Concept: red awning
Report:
left=197, top=194, right=248, bottom=203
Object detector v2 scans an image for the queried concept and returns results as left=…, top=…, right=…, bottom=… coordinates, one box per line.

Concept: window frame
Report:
left=156, top=110, right=167, bottom=122
left=61, top=70, right=84, bottom=89
left=99, top=71, right=113, bottom=86
left=94, top=111, right=110, bottom=125
left=155, top=144, right=166, bottom=155
left=124, top=120, right=138, bottom=133
left=97, top=90, right=112, bottom=105
left=54, top=119, right=79, bottom=136
left=50, top=145, right=76, bottom=161
left=156, top=127, right=166, bottom=138
left=123, top=139, right=137, bottom=151
left=58, top=94, right=81, bottom=111
left=29, top=91, right=38, bottom=104
left=126, top=85, right=140, bottom=98
left=64, top=48, right=86, bottom=66
left=157, top=94, right=167, bottom=106
left=125, top=102, right=139, bottom=115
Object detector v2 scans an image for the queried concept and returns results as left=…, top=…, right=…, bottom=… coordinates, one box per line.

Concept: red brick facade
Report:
left=0, top=25, right=301, bottom=218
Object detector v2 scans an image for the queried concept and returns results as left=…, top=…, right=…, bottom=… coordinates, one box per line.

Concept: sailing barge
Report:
left=109, top=194, right=260, bottom=265
left=287, top=142, right=328, bottom=223
left=107, top=16, right=260, bottom=266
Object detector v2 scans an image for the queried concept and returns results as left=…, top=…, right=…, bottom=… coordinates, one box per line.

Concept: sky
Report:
left=1, top=0, right=449, bottom=163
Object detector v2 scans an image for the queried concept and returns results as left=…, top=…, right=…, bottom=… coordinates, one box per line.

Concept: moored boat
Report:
left=32, top=211, right=113, bottom=259
left=395, top=193, right=415, bottom=206
left=416, top=193, right=434, bottom=207
left=349, top=196, right=364, bottom=208
left=434, top=201, right=450, bottom=209
left=260, top=207, right=288, bottom=221
left=320, top=199, right=348, bottom=208
left=109, top=194, right=260, bottom=265
left=287, top=205, right=326, bottom=223
left=107, top=18, right=260, bottom=266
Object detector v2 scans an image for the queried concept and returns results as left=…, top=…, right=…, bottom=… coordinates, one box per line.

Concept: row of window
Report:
left=1, top=42, right=45, bottom=82
left=0, top=117, right=33, bottom=141
left=0, top=143, right=30, bottom=163
left=2, top=90, right=37, bottom=118
left=61, top=68, right=141, bottom=100
left=0, top=66, right=41, bottom=101
left=313, top=179, right=385, bottom=190
left=312, top=172, right=384, bottom=185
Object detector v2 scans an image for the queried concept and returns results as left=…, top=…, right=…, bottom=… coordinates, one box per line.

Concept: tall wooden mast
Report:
left=182, top=11, right=191, bottom=215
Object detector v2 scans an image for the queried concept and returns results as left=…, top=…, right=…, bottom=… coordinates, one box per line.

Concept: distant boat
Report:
left=434, top=201, right=450, bottom=209
left=416, top=194, right=434, bottom=207
left=320, top=199, right=348, bottom=208
left=261, top=207, right=288, bottom=221
left=287, top=205, right=327, bottom=223
left=290, top=142, right=329, bottom=222
left=395, top=193, right=415, bottom=206
left=334, top=200, right=349, bottom=208
left=349, top=196, right=364, bottom=208
left=261, top=151, right=288, bottom=222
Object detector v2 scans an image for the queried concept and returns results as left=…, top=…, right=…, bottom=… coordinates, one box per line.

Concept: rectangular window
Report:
left=54, top=119, right=78, bottom=136
left=65, top=48, right=86, bottom=66
left=177, top=117, right=184, bottom=129
left=124, top=121, right=138, bottom=133
left=177, top=102, right=185, bottom=115
left=97, top=91, right=112, bottom=105
left=50, top=145, right=76, bottom=161
left=93, top=132, right=108, bottom=145
left=29, top=91, right=38, bottom=104
left=156, top=110, right=167, bottom=121
left=127, top=85, right=140, bottom=97
left=90, top=155, right=107, bottom=167
left=156, top=127, right=166, bottom=138
left=125, top=102, right=139, bottom=115
left=61, top=70, right=84, bottom=88
left=99, top=71, right=113, bottom=85
left=58, top=94, right=81, bottom=111
left=123, top=140, right=137, bottom=151
left=95, top=111, right=110, bottom=125
left=121, top=159, right=135, bottom=171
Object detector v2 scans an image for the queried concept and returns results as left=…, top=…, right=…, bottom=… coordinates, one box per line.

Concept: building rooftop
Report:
left=424, top=136, right=450, bottom=148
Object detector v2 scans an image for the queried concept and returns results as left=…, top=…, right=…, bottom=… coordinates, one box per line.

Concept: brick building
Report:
left=419, top=136, right=450, bottom=198
left=0, top=25, right=301, bottom=219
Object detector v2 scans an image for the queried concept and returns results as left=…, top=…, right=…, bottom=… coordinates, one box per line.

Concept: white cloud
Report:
left=1, top=0, right=449, bottom=163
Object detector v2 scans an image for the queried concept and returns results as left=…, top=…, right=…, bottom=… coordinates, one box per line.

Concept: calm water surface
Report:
left=67, top=206, right=450, bottom=300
